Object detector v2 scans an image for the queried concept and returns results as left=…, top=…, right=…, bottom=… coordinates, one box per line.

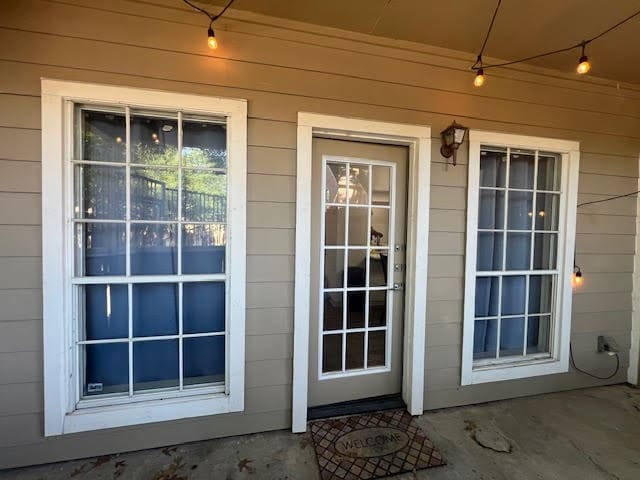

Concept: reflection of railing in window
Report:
left=85, top=172, right=227, bottom=276
left=92, top=173, right=228, bottom=224
left=181, top=189, right=226, bottom=223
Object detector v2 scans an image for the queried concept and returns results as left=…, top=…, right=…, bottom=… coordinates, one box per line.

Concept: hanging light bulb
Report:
left=577, top=56, right=591, bottom=74
left=576, top=43, right=591, bottom=74
left=207, top=26, right=218, bottom=49
left=474, top=68, right=485, bottom=87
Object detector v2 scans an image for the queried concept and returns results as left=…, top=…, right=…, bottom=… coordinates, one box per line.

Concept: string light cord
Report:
left=182, top=0, right=236, bottom=49
left=471, top=8, right=640, bottom=71
left=569, top=342, right=620, bottom=380
left=569, top=188, right=633, bottom=380
left=577, top=190, right=640, bottom=209
left=472, top=0, right=502, bottom=70
left=182, top=0, right=236, bottom=22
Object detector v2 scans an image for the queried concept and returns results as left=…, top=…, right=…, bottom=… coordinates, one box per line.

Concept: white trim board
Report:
left=41, top=79, right=247, bottom=435
left=461, top=130, right=580, bottom=386
left=293, top=112, right=431, bottom=432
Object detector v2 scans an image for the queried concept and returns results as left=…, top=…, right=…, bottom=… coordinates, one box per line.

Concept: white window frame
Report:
left=41, top=79, right=247, bottom=435
left=461, top=130, right=579, bottom=385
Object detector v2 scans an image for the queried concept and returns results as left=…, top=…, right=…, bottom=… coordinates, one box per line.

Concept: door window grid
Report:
left=72, top=105, right=228, bottom=403
left=474, top=146, right=561, bottom=364
left=319, top=158, right=396, bottom=377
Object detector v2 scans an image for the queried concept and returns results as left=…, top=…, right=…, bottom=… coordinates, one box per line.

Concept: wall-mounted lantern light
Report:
left=572, top=264, right=583, bottom=288
left=440, top=121, right=468, bottom=166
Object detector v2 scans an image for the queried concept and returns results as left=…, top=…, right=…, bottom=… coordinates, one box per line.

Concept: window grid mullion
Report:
left=128, top=283, right=133, bottom=397
left=179, top=282, right=184, bottom=391
left=124, top=107, right=134, bottom=398
left=342, top=162, right=350, bottom=372
left=529, top=151, right=538, bottom=271
left=125, top=106, right=131, bottom=277
left=177, top=112, right=184, bottom=391
left=501, top=147, right=510, bottom=275
left=364, top=164, right=372, bottom=369
left=496, top=277, right=502, bottom=359
left=478, top=186, right=560, bottom=195
left=495, top=147, right=511, bottom=359
left=523, top=151, right=539, bottom=356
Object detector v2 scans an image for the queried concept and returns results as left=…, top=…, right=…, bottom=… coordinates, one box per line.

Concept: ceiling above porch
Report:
left=203, top=0, right=640, bottom=85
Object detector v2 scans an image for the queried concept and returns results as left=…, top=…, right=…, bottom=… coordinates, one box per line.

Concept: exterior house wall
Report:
left=1, top=0, right=639, bottom=468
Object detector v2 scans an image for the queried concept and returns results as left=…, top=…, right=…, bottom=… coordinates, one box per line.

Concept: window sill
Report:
left=51, top=391, right=243, bottom=435
left=462, top=356, right=569, bottom=385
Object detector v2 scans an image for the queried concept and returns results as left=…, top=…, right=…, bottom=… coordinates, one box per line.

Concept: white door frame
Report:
left=293, top=112, right=431, bottom=432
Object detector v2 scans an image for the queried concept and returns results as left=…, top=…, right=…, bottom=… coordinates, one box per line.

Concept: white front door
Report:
left=308, top=138, right=408, bottom=407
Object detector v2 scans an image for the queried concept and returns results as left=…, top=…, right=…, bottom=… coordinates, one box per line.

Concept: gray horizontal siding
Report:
left=0, top=0, right=637, bottom=469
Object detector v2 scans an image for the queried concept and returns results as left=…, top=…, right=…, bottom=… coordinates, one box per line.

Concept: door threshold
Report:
left=307, top=394, right=405, bottom=421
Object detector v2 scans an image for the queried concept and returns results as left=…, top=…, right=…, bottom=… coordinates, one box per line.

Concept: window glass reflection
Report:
left=346, top=332, right=364, bottom=369
left=500, top=317, right=525, bottom=357
left=348, top=164, right=369, bottom=205
left=371, top=165, right=390, bottom=205
left=130, top=223, right=177, bottom=275
left=322, top=334, right=342, bottom=373
left=183, top=119, right=227, bottom=168
left=323, top=292, right=343, bottom=331
left=537, top=154, right=561, bottom=191
left=75, top=165, right=126, bottom=219
left=182, top=170, right=227, bottom=222
left=324, top=249, right=344, bottom=288
left=473, top=319, right=498, bottom=360
left=131, top=114, right=178, bottom=165
left=367, top=331, right=386, bottom=366
left=479, top=147, right=507, bottom=187
left=325, top=206, right=346, bottom=246
left=79, top=222, right=126, bottom=276
left=479, top=190, right=505, bottom=229
left=183, top=224, right=226, bottom=274
left=509, top=149, right=535, bottom=189
left=130, top=167, right=178, bottom=221
left=77, top=108, right=126, bottom=162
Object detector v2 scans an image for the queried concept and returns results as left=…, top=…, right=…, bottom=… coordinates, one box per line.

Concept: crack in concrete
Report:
left=568, top=439, right=620, bottom=480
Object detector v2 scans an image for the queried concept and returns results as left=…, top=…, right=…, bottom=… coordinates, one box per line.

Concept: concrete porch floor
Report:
left=2, top=385, right=639, bottom=480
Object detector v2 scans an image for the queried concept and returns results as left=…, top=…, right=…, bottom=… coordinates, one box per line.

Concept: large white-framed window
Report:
left=42, top=79, right=247, bottom=435
left=462, top=130, right=579, bottom=385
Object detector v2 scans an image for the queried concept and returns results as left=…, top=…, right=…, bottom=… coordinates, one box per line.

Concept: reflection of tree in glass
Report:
left=133, top=145, right=226, bottom=198
left=82, top=165, right=126, bottom=219
left=81, top=113, right=126, bottom=162
left=133, top=144, right=227, bottom=223
left=183, top=146, right=227, bottom=169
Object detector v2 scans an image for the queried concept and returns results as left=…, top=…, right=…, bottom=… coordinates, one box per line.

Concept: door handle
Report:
left=389, top=282, right=404, bottom=291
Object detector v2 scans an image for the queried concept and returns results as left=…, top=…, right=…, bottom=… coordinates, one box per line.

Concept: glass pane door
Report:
left=320, top=158, right=396, bottom=376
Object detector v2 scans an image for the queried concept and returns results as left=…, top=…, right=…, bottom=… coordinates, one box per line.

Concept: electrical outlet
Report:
left=597, top=335, right=619, bottom=355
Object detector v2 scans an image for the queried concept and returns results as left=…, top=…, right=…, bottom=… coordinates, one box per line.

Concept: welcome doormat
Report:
left=309, top=410, right=446, bottom=479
